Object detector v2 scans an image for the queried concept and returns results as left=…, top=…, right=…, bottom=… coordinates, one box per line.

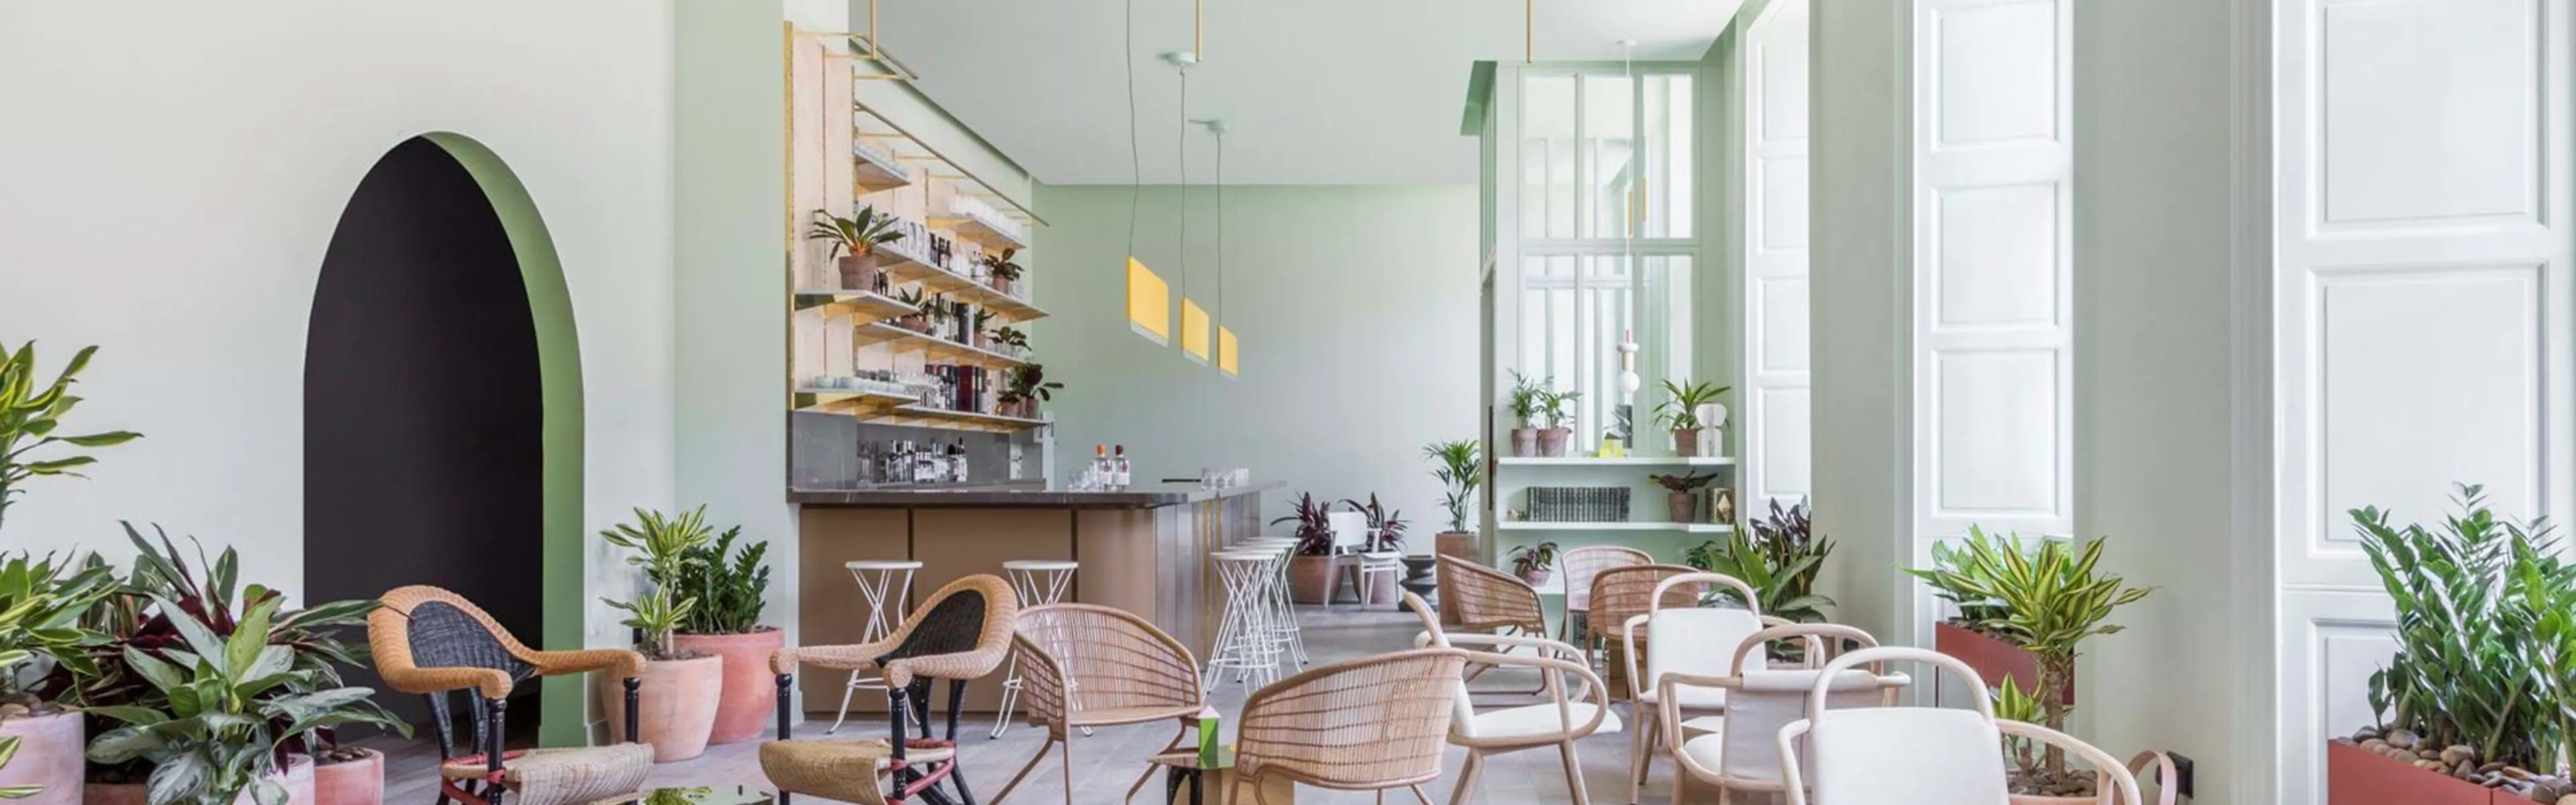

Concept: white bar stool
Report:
left=1242, top=537, right=1311, bottom=665
left=992, top=558, right=1079, bottom=738
left=1205, top=547, right=1287, bottom=692
left=832, top=559, right=923, bottom=734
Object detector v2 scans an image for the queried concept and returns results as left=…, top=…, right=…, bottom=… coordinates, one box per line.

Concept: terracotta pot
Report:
left=1436, top=531, right=1479, bottom=564
left=2008, top=794, right=2098, bottom=805
left=1287, top=555, right=1334, bottom=604
left=837, top=254, right=880, bottom=290
left=1520, top=569, right=1552, bottom=586
left=1537, top=428, right=1572, bottom=458
left=973, top=332, right=991, bottom=350
left=1510, top=429, right=1539, bottom=458
left=1672, top=428, right=1702, bottom=458
left=1666, top=491, right=1698, bottom=523
left=89, top=755, right=315, bottom=805
left=1358, top=572, right=1400, bottom=606
left=597, top=654, right=723, bottom=762
left=672, top=629, right=787, bottom=745
left=313, top=750, right=382, bottom=805
left=2326, top=740, right=2506, bottom=805
left=1935, top=623, right=2071, bottom=703
left=0, top=710, right=83, bottom=805
left=899, top=313, right=928, bottom=333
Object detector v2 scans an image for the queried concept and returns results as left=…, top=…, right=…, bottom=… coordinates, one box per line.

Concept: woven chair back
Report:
left=1560, top=545, right=1651, bottom=612
left=1236, top=648, right=1469, bottom=790
left=877, top=574, right=1020, bottom=684
left=1434, top=555, right=1544, bottom=634
left=1012, top=604, right=1201, bottom=726
left=1587, top=564, right=1705, bottom=646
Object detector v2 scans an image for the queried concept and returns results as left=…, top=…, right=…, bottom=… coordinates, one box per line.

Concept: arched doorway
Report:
left=305, top=134, right=586, bottom=747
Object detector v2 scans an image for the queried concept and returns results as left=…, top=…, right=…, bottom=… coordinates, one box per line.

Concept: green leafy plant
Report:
left=1687, top=500, right=1836, bottom=625
left=806, top=207, right=904, bottom=259
left=1421, top=439, right=1481, bottom=534
left=1271, top=494, right=1338, bottom=557
left=1910, top=526, right=2019, bottom=627
left=1907, top=528, right=2152, bottom=787
left=1507, top=541, right=1560, bottom=579
left=1994, top=676, right=2048, bottom=783
left=979, top=249, right=1024, bottom=284
left=2357, top=483, right=2561, bottom=777
left=1337, top=494, right=1409, bottom=553
left=1507, top=371, right=1548, bottom=429
left=1654, top=379, right=1731, bottom=431
left=0, top=343, right=142, bottom=528
left=991, top=327, right=1032, bottom=354
left=0, top=736, right=42, bottom=800
left=85, top=594, right=403, bottom=805
left=1649, top=471, right=1719, bottom=493
left=674, top=528, right=770, bottom=635
left=971, top=309, right=998, bottom=338
left=998, top=363, right=1062, bottom=408
left=598, top=507, right=714, bottom=659
left=0, top=552, right=117, bottom=706
left=1539, top=387, right=1583, bottom=432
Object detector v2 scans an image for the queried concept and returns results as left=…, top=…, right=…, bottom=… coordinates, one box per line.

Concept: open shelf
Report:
left=794, top=387, right=919, bottom=414
left=1497, top=521, right=1737, bottom=534
left=851, top=403, right=1049, bottom=433
left=851, top=323, right=1028, bottom=370
left=930, top=208, right=1030, bottom=251
left=794, top=288, right=914, bottom=321
left=851, top=144, right=912, bottom=193
left=1496, top=456, right=1737, bottom=467
left=873, top=253, right=1048, bottom=323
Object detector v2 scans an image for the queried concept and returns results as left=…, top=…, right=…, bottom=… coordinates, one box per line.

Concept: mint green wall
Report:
left=1032, top=184, right=1480, bottom=527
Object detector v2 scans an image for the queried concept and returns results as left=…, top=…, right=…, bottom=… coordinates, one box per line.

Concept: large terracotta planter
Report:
left=672, top=629, right=787, bottom=745
left=0, top=710, right=83, bottom=805
left=1537, top=429, right=1572, bottom=458
left=312, top=750, right=382, bottom=805
left=90, top=756, right=315, bottom=805
left=2326, top=739, right=2507, bottom=805
left=837, top=254, right=880, bottom=290
left=1287, top=555, right=1334, bottom=604
left=1935, top=623, right=2070, bottom=702
left=1435, top=531, right=1479, bottom=564
left=597, top=654, right=722, bottom=762
left=1510, top=429, right=1539, bottom=458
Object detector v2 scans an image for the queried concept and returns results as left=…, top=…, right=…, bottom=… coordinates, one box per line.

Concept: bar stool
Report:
left=831, top=559, right=922, bottom=735
left=1205, top=547, right=1286, bottom=692
left=1241, top=537, right=1309, bottom=666
left=992, top=559, right=1079, bottom=739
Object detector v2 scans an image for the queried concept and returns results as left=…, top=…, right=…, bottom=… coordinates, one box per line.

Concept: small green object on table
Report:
left=615, top=786, right=775, bottom=805
left=1150, top=747, right=1297, bottom=805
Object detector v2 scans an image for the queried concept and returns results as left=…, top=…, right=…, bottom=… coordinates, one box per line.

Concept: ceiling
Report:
left=870, top=0, right=1735, bottom=186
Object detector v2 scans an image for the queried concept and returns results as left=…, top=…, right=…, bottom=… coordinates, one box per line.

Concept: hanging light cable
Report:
left=1177, top=62, right=1210, bottom=364
left=1124, top=0, right=1171, bottom=345
left=1213, top=121, right=1236, bottom=377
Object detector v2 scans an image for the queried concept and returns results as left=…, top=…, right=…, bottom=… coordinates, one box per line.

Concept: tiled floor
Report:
left=368, top=606, right=1705, bottom=804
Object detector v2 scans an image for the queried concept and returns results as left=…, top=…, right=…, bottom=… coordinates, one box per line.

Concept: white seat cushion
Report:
left=1680, top=731, right=1729, bottom=771
left=1632, top=682, right=1728, bottom=708
left=1809, top=708, right=2007, bottom=805
left=1458, top=702, right=1623, bottom=740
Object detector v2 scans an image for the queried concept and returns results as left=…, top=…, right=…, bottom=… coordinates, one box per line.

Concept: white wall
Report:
left=1032, top=184, right=1481, bottom=527
left=0, top=2, right=677, bottom=642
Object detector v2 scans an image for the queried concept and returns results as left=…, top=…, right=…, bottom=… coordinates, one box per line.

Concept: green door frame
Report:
left=418, top=133, right=590, bottom=747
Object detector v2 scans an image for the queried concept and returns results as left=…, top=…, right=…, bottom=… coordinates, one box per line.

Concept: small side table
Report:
left=609, top=787, right=775, bottom=805
left=1146, top=749, right=1295, bottom=804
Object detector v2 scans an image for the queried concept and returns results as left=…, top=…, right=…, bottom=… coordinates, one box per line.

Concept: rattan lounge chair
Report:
left=368, top=586, right=653, bottom=805
left=1232, top=647, right=1471, bottom=804
left=979, top=603, right=1205, bottom=805
left=1556, top=545, right=1651, bottom=652
left=1435, top=555, right=1548, bottom=637
left=1404, top=592, right=1617, bottom=804
left=763, top=574, right=1020, bottom=805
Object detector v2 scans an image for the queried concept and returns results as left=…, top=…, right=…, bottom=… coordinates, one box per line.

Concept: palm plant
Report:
left=2357, top=483, right=2561, bottom=775
left=1421, top=439, right=1481, bottom=534
left=1507, top=371, right=1548, bottom=429
left=1539, top=387, right=1583, bottom=432
left=598, top=507, right=714, bottom=659
left=674, top=528, right=770, bottom=635
left=805, top=207, right=904, bottom=259
left=1908, top=529, right=2151, bottom=782
left=1654, top=378, right=1731, bottom=430
left=0, top=343, right=142, bottom=529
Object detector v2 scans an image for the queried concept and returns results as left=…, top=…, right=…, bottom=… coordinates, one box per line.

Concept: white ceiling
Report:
left=870, top=0, right=1734, bottom=186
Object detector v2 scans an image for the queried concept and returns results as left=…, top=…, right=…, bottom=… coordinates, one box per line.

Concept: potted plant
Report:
left=666, top=527, right=777, bottom=746
left=979, top=249, right=1024, bottom=294
left=0, top=344, right=142, bottom=531
left=1271, top=494, right=1339, bottom=604
left=1686, top=499, right=1836, bottom=626
left=806, top=207, right=904, bottom=290
left=1656, top=379, right=1731, bottom=458
left=1650, top=471, right=1718, bottom=523
left=2328, top=483, right=2572, bottom=805
left=597, top=507, right=722, bottom=763
left=307, top=731, right=381, bottom=805
left=1507, top=542, right=1559, bottom=586
left=969, top=310, right=998, bottom=350
left=1335, top=495, right=1408, bottom=603
left=1909, top=529, right=2153, bottom=802
left=0, top=554, right=117, bottom=805
left=920, top=294, right=955, bottom=341
left=997, top=364, right=1061, bottom=419
left=991, top=327, right=1032, bottom=359
left=1421, top=439, right=1482, bottom=562
left=1506, top=372, right=1546, bottom=458
left=1538, top=386, right=1582, bottom=458
left=892, top=288, right=930, bottom=332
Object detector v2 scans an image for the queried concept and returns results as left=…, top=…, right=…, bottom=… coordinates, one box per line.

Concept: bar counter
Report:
left=793, top=480, right=1281, bottom=714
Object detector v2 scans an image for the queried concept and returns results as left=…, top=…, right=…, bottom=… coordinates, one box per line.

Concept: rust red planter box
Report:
left=1934, top=622, right=2074, bottom=702
left=2326, top=740, right=2508, bottom=805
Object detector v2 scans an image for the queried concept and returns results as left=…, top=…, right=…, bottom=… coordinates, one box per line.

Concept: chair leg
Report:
left=990, top=738, right=1056, bottom=805
left=1121, top=727, right=1191, bottom=803
left=1408, top=784, right=1433, bottom=805
left=1628, top=710, right=1656, bottom=804
left=1448, top=751, right=1485, bottom=805
left=830, top=669, right=862, bottom=735
left=1561, top=740, right=1592, bottom=805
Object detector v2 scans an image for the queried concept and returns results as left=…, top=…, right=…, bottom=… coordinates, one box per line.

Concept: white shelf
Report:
left=1497, top=521, right=1737, bottom=534
left=1497, top=455, right=1736, bottom=467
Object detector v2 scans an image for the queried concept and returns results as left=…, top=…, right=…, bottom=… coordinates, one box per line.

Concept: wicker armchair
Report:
left=763, top=574, right=1020, bottom=805
left=1435, top=555, right=1547, bottom=636
left=368, top=586, right=651, bottom=805
left=1232, top=647, right=1471, bottom=804
left=1557, top=545, right=1652, bottom=649
left=1403, top=592, right=1615, bottom=805
left=1660, top=624, right=1907, bottom=804
left=985, top=604, right=1205, bottom=805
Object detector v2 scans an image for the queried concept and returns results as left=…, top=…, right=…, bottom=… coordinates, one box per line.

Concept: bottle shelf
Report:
left=1496, top=521, right=1737, bottom=534
left=794, top=288, right=916, bottom=320
left=851, top=323, right=1028, bottom=370
left=856, top=404, right=1049, bottom=433
left=1495, top=456, right=1737, bottom=467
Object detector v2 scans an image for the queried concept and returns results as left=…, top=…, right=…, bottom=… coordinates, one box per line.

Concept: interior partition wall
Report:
left=1738, top=0, right=1813, bottom=512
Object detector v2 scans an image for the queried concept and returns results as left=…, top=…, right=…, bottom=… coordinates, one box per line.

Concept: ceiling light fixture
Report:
left=1173, top=55, right=1210, bottom=366
left=1192, top=118, right=1237, bottom=378
left=1123, top=0, right=1170, bottom=345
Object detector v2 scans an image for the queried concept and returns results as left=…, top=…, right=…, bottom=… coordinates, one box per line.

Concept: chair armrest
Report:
left=378, top=665, right=517, bottom=701
left=1438, top=633, right=1588, bottom=663
left=2129, top=751, right=2184, bottom=805
left=525, top=647, right=645, bottom=680
left=883, top=645, right=1012, bottom=688
left=1656, top=671, right=1737, bottom=753
left=1621, top=614, right=1649, bottom=702
left=1452, top=649, right=1611, bottom=747
left=1777, top=719, right=1814, bottom=805
left=769, top=640, right=898, bottom=674
left=1996, top=720, right=2146, bottom=805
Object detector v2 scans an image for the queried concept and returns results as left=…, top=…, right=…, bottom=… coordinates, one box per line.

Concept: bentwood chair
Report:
left=368, top=586, right=653, bottom=805
left=1556, top=545, right=1652, bottom=652
left=1778, top=647, right=2145, bottom=805
left=1232, top=647, right=1472, bottom=804
left=1403, top=592, right=1617, bottom=805
left=1588, top=564, right=1707, bottom=698
left=1660, top=624, right=1909, bottom=804
left=763, top=574, right=1020, bottom=805
left=1618, top=572, right=1756, bottom=804
left=981, top=604, right=1205, bottom=805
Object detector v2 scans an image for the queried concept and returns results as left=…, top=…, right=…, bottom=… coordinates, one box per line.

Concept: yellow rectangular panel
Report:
left=1126, top=257, right=1169, bottom=344
left=1180, top=299, right=1210, bottom=363
left=1218, top=327, right=1238, bottom=376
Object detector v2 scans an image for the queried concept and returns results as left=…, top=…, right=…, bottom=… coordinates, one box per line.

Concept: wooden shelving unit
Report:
left=851, top=143, right=911, bottom=193
left=1497, top=455, right=1737, bottom=467
left=850, top=323, right=1027, bottom=370
left=930, top=207, right=1030, bottom=251
left=794, top=288, right=915, bottom=321
left=794, top=387, right=919, bottom=414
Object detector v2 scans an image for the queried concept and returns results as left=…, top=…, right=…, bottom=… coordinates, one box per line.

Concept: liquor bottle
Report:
left=1091, top=444, right=1109, bottom=489
left=1112, top=445, right=1131, bottom=489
